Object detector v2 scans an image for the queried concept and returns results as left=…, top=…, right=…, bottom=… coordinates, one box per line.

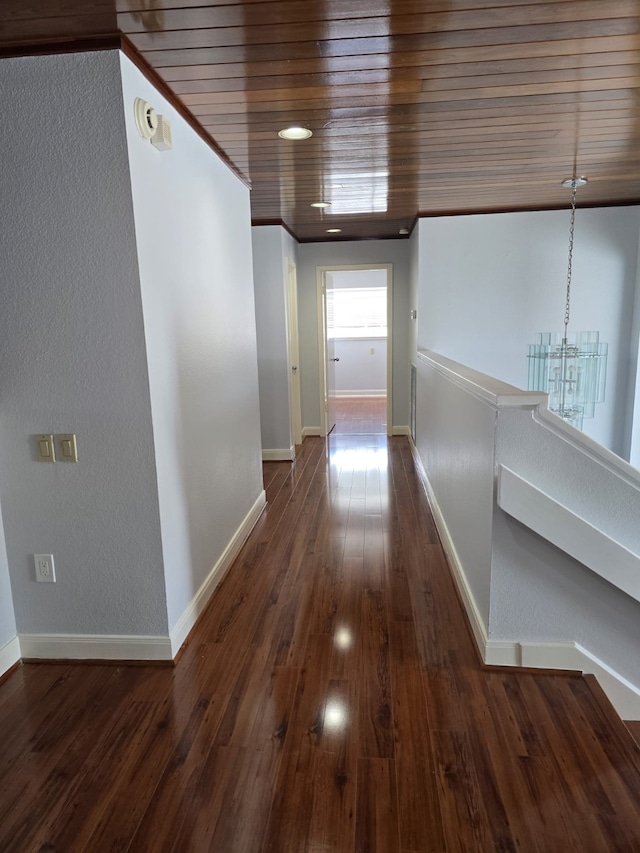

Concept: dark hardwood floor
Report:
left=1, top=433, right=640, bottom=851
left=334, top=396, right=387, bottom=435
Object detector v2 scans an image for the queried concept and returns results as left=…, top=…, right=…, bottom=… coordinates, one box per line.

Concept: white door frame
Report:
left=316, top=263, right=393, bottom=437
left=286, top=260, right=302, bottom=446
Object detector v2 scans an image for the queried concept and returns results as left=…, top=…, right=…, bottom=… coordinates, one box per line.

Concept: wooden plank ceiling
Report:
left=2, top=1, right=640, bottom=241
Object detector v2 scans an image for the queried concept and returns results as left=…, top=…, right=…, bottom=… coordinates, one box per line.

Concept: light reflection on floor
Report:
left=323, top=698, right=349, bottom=732
left=328, top=445, right=388, bottom=472
left=334, top=625, right=353, bottom=650
left=326, top=439, right=391, bottom=515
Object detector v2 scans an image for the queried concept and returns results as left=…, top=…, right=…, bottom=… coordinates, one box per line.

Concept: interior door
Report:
left=318, top=264, right=392, bottom=438
left=286, top=262, right=302, bottom=446
left=326, top=330, right=338, bottom=435
left=321, top=273, right=337, bottom=435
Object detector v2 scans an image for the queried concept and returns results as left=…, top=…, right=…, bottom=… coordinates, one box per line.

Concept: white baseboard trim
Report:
left=302, top=427, right=321, bottom=438
left=575, top=644, right=640, bottom=720
left=409, top=440, right=640, bottom=721
left=484, top=640, right=520, bottom=667
left=262, top=447, right=295, bottom=461
left=14, top=491, right=267, bottom=665
left=392, top=426, right=410, bottom=436
left=334, top=390, right=386, bottom=398
left=485, top=639, right=640, bottom=720
left=0, top=635, right=21, bottom=676
left=169, top=489, right=267, bottom=657
left=18, top=633, right=172, bottom=661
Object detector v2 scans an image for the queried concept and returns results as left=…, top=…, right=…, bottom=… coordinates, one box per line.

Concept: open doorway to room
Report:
left=317, top=265, right=392, bottom=436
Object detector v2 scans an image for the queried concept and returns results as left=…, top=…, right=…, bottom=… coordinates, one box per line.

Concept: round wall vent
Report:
left=134, top=98, right=158, bottom=140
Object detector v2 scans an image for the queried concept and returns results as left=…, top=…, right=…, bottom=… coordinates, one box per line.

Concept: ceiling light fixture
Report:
left=326, top=228, right=342, bottom=233
left=278, top=126, right=312, bottom=140
left=399, top=227, right=409, bottom=235
left=311, top=201, right=331, bottom=208
left=527, top=177, right=608, bottom=429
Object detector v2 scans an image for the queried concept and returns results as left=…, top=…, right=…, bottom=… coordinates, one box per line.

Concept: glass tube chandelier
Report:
left=527, top=177, right=608, bottom=429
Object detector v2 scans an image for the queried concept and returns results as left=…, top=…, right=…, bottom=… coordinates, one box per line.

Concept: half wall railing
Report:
left=413, top=349, right=640, bottom=719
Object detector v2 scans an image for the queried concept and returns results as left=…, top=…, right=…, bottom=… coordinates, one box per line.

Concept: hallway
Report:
left=0, top=434, right=639, bottom=851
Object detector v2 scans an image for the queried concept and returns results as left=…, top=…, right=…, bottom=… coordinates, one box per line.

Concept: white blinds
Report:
left=326, top=287, right=387, bottom=338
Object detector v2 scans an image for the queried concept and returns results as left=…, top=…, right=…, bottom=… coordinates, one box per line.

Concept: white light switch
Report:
left=58, top=434, right=78, bottom=462
left=37, top=434, right=55, bottom=462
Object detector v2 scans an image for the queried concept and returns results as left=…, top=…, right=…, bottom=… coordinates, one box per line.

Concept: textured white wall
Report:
left=493, top=407, right=640, bottom=690
left=414, top=356, right=495, bottom=628
left=251, top=225, right=293, bottom=453
left=297, top=241, right=411, bottom=430
left=120, top=56, right=264, bottom=633
left=0, top=504, right=17, bottom=651
left=628, top=235, right=640, bottom=468
left=417, top=208, right=640, bottom=456
left=333, top=339, right=387, bottom=393
left=0, top=52, right=168, bottom=636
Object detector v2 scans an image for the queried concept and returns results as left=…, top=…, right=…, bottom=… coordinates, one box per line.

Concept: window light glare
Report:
left=278, top=126, right=312, bottom=140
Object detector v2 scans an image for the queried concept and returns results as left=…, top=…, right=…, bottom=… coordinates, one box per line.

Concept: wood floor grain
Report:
left=1, top=433, right=640, bottom=852
left=334, top=396, right=386, bottom=435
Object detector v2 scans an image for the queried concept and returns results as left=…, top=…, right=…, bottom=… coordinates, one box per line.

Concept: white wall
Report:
left=120, top=56, right=264, bottom=633
left=415, top=355, right=495, bottom=630
left=333, top=339, right=387, bottom=394
left=417, top=208, right=640, bottom=456
left=297, top=241, right=411, bottom=431
left=492, top=407, right=640, bottom=693
left=0, top=52, right=168, bottom=637
left=628, top=234, right=640, bottom=468
left=251, top=225, right=295, bottom=454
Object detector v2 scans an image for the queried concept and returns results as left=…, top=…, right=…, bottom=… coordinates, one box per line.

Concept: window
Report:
left=327, top=287, right=387, bottom=339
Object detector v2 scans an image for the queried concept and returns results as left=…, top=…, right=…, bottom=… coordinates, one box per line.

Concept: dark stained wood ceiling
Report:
left=2, top=1, right=640, bottom=241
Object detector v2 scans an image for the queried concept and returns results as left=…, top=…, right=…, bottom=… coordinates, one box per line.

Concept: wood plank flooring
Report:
left=334, top=396, right=386, bottom=435
left=1, top=433, right=640, bottom=851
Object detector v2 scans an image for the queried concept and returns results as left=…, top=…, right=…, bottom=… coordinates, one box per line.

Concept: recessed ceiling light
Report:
left=278, top=126, right=312, bottom=140
left=326, top=228, right=342, bottom=233
left=399, top=227, right=409, bottom=235
left=311, top=201, right=331, bottom=208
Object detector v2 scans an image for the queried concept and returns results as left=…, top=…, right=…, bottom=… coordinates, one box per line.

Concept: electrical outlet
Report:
left=34, top=554, right=56, bottom=583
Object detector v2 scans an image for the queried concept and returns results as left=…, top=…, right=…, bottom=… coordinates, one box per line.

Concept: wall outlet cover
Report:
left=34, top=554, right=56, bottom=583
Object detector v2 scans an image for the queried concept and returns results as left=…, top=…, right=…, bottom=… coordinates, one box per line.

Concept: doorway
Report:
left=317, top=265, right=392, bottom=436
left=286, top=261, right=302, bottom=446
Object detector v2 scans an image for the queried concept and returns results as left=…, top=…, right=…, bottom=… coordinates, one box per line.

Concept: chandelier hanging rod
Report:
left=560, top=176, right=587, bottom=342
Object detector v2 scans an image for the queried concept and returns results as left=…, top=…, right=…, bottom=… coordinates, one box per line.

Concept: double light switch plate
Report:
left=36, top=433, right=78, bottom=462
